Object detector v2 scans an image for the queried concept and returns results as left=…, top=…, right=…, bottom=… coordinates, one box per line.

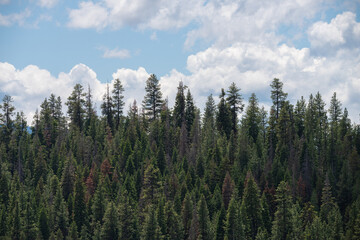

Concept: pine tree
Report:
left=100, top=202, right=119, bottom=240
left=74, top=174, right=86, bottom=232
left=112, top=78, right=125, bottom=130
left=141, top=206, right=162, bottom=240
left=226, top=82, right=244, bottom=133
left=173, top=81, right=186, bottom=128
left=242, top=93, right=261, bottom=142
left=216, top=89, right=232, bottom=138
left=270, top=78, right=287, bottom=120
left=66, top=84, right=86, bottom=130
left=185, top=89, right=196, bottom=135
left=198, top=195, right=211, bottom=240
left=143, top=74, right=163, bottom=121
left=225, top=194, right=244, bottom=239
left=222, top=172, right=234, bottom=210
left=182, top=193, right=193, bottom=239
left=119, top=191, right=139, bottom=239
left=271, top=181, right=293, bottom=240
left=164, top=202, right=183, bottom=240
left=39, top=207, right=50, bottom=240
left=241, top=172, right=262, bottom=239
left=101, top=84, right=114, bottom=130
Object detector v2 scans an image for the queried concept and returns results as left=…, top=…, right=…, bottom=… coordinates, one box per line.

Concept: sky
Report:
left=0, top=0, right=360, bottom=124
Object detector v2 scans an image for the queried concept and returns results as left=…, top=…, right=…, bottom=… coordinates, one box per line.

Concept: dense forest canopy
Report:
left=0, top=76, right=360, bottom=240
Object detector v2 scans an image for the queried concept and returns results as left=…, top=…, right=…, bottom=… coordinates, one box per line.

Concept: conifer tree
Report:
left=270, top=78, right=287, bottom=120
left=141, top=206, right=162, bottom=240
left=164, top=202, right=184, bottom=240
left=226, top=82, right=244, bottom=133
left=173, top=81, right=186, bottom=128
left=182, top=193, right=193, bottom=239
left=39, top=207, right=50, bottom=240
left=271, top=181, right=293, bottom=240
left=112, top=78, right=125, bottom=130
left=66, top=84, right=86, bottom=130
left=74, top=174, right=86, bottom=231
left=216, top=89, right=232, bottom=138
left=100, top=202, right=119, bottom=240
left=225, top=194, right=244, bottom=239
left=198, top=195, right=212, bottom=240
left=241, top=172, right=262, bottom=239
left=143, top=74, right=163, bottom=121
left=101, top=84, right=114, bottom=130
left=242, top=93, right=261, bottom=142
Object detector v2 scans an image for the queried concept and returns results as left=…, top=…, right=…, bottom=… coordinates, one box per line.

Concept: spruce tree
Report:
left=173, top=81, right=186, bottom=128
left=226, top=82, right=244, bottom=133
left=112, top=78, right=125, bottom=130
left=100, top=202, right=119, bottom=240
left=271, top=181, right=293, bottom=240
left=216, top=89, right=232, bottom=138
left=66, top=84, right=86, bottom=130
left=142, top=74, right=163, bottom=121
left=225, top=194, right=244, bottom=239
left=198, top=195, right=211, bottom=240
left=241, top=172, right=262, bottom=239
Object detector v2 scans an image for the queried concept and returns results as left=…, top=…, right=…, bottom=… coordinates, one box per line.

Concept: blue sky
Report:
left=1, top=0, right=360, bottom=123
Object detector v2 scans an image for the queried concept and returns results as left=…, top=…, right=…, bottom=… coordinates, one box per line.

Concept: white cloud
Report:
left=160, top=40, right=360, bottom=122
left=111, top=67, right=149, bottom=108
left=0, top=62, right=153, bottom=123
left=67, top=1, right=108, bottom=30
left=68, top=0, right=324, bottom=48
left=0, top=9, right=31, bottom=27
left=38, top=0, right=58, bottom=8
left=102, top=48, right=130, bottom=59
left=308, top=12, right=360, bottom=52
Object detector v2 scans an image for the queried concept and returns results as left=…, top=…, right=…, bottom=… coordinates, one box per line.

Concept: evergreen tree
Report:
left=185, top=89, right=196, bottom=134
left=182, top=193, right=193, bottom=239
left=173, top=81, right=186, bottom=128
left=226, top=82, right=244, bottom=133
left=225, top=194, right=244, bottom=239
left=143, top=74, right=163, bottom=121
left=164, top=202, right=183, bottom=240
left=241, top=172, right=262, bottom=239
left=270, top=78, right=287, bottom=120
left=74, top=174, right=86, bottom=231
left=271, top=181, right=293, bottom=240
left=100, top=202, right=119, bottom=240
left=242, top=93, right=261, bottom=142
left=101, top=84, right=114, bottom=130
left=39, top=207, right=50, bottom=240
left=66, top=84, right=86, bottom=130
left=216, top=89, right=232, bottom=138
left=141, top=206, right=162, bottom=240
left=112, top=78, right=125, bottom=130
left=198, top=195, right=211, bottom=240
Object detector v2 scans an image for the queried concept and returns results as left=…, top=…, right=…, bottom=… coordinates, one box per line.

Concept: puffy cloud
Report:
left=160, top=40, right=360, bottom=122
left=111, top=67, right=149, bottom=108
left=68, top=0, right=323, bottom=47
left=308, top=12, right=360, bottom=53
left=37, top=0, right=59, bottom=8
left=102, top=48, right=130, bottom=59
left=0, top=9, right=31, bottom=27
left=67, top=2, right=108, bottom=30
left=0, top=62, right=106, bottom=122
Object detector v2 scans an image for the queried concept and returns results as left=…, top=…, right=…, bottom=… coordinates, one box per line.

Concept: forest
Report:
left=0, top=75, right=360, bottom=240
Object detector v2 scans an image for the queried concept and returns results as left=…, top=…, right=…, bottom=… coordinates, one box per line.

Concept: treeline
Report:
left=0, top=75, right=360, bottom=239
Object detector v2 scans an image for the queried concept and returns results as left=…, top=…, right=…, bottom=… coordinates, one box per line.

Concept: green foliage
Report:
left=0, top=78, right=358, bottom=240
left=100, top=202, right=119, bottom=240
